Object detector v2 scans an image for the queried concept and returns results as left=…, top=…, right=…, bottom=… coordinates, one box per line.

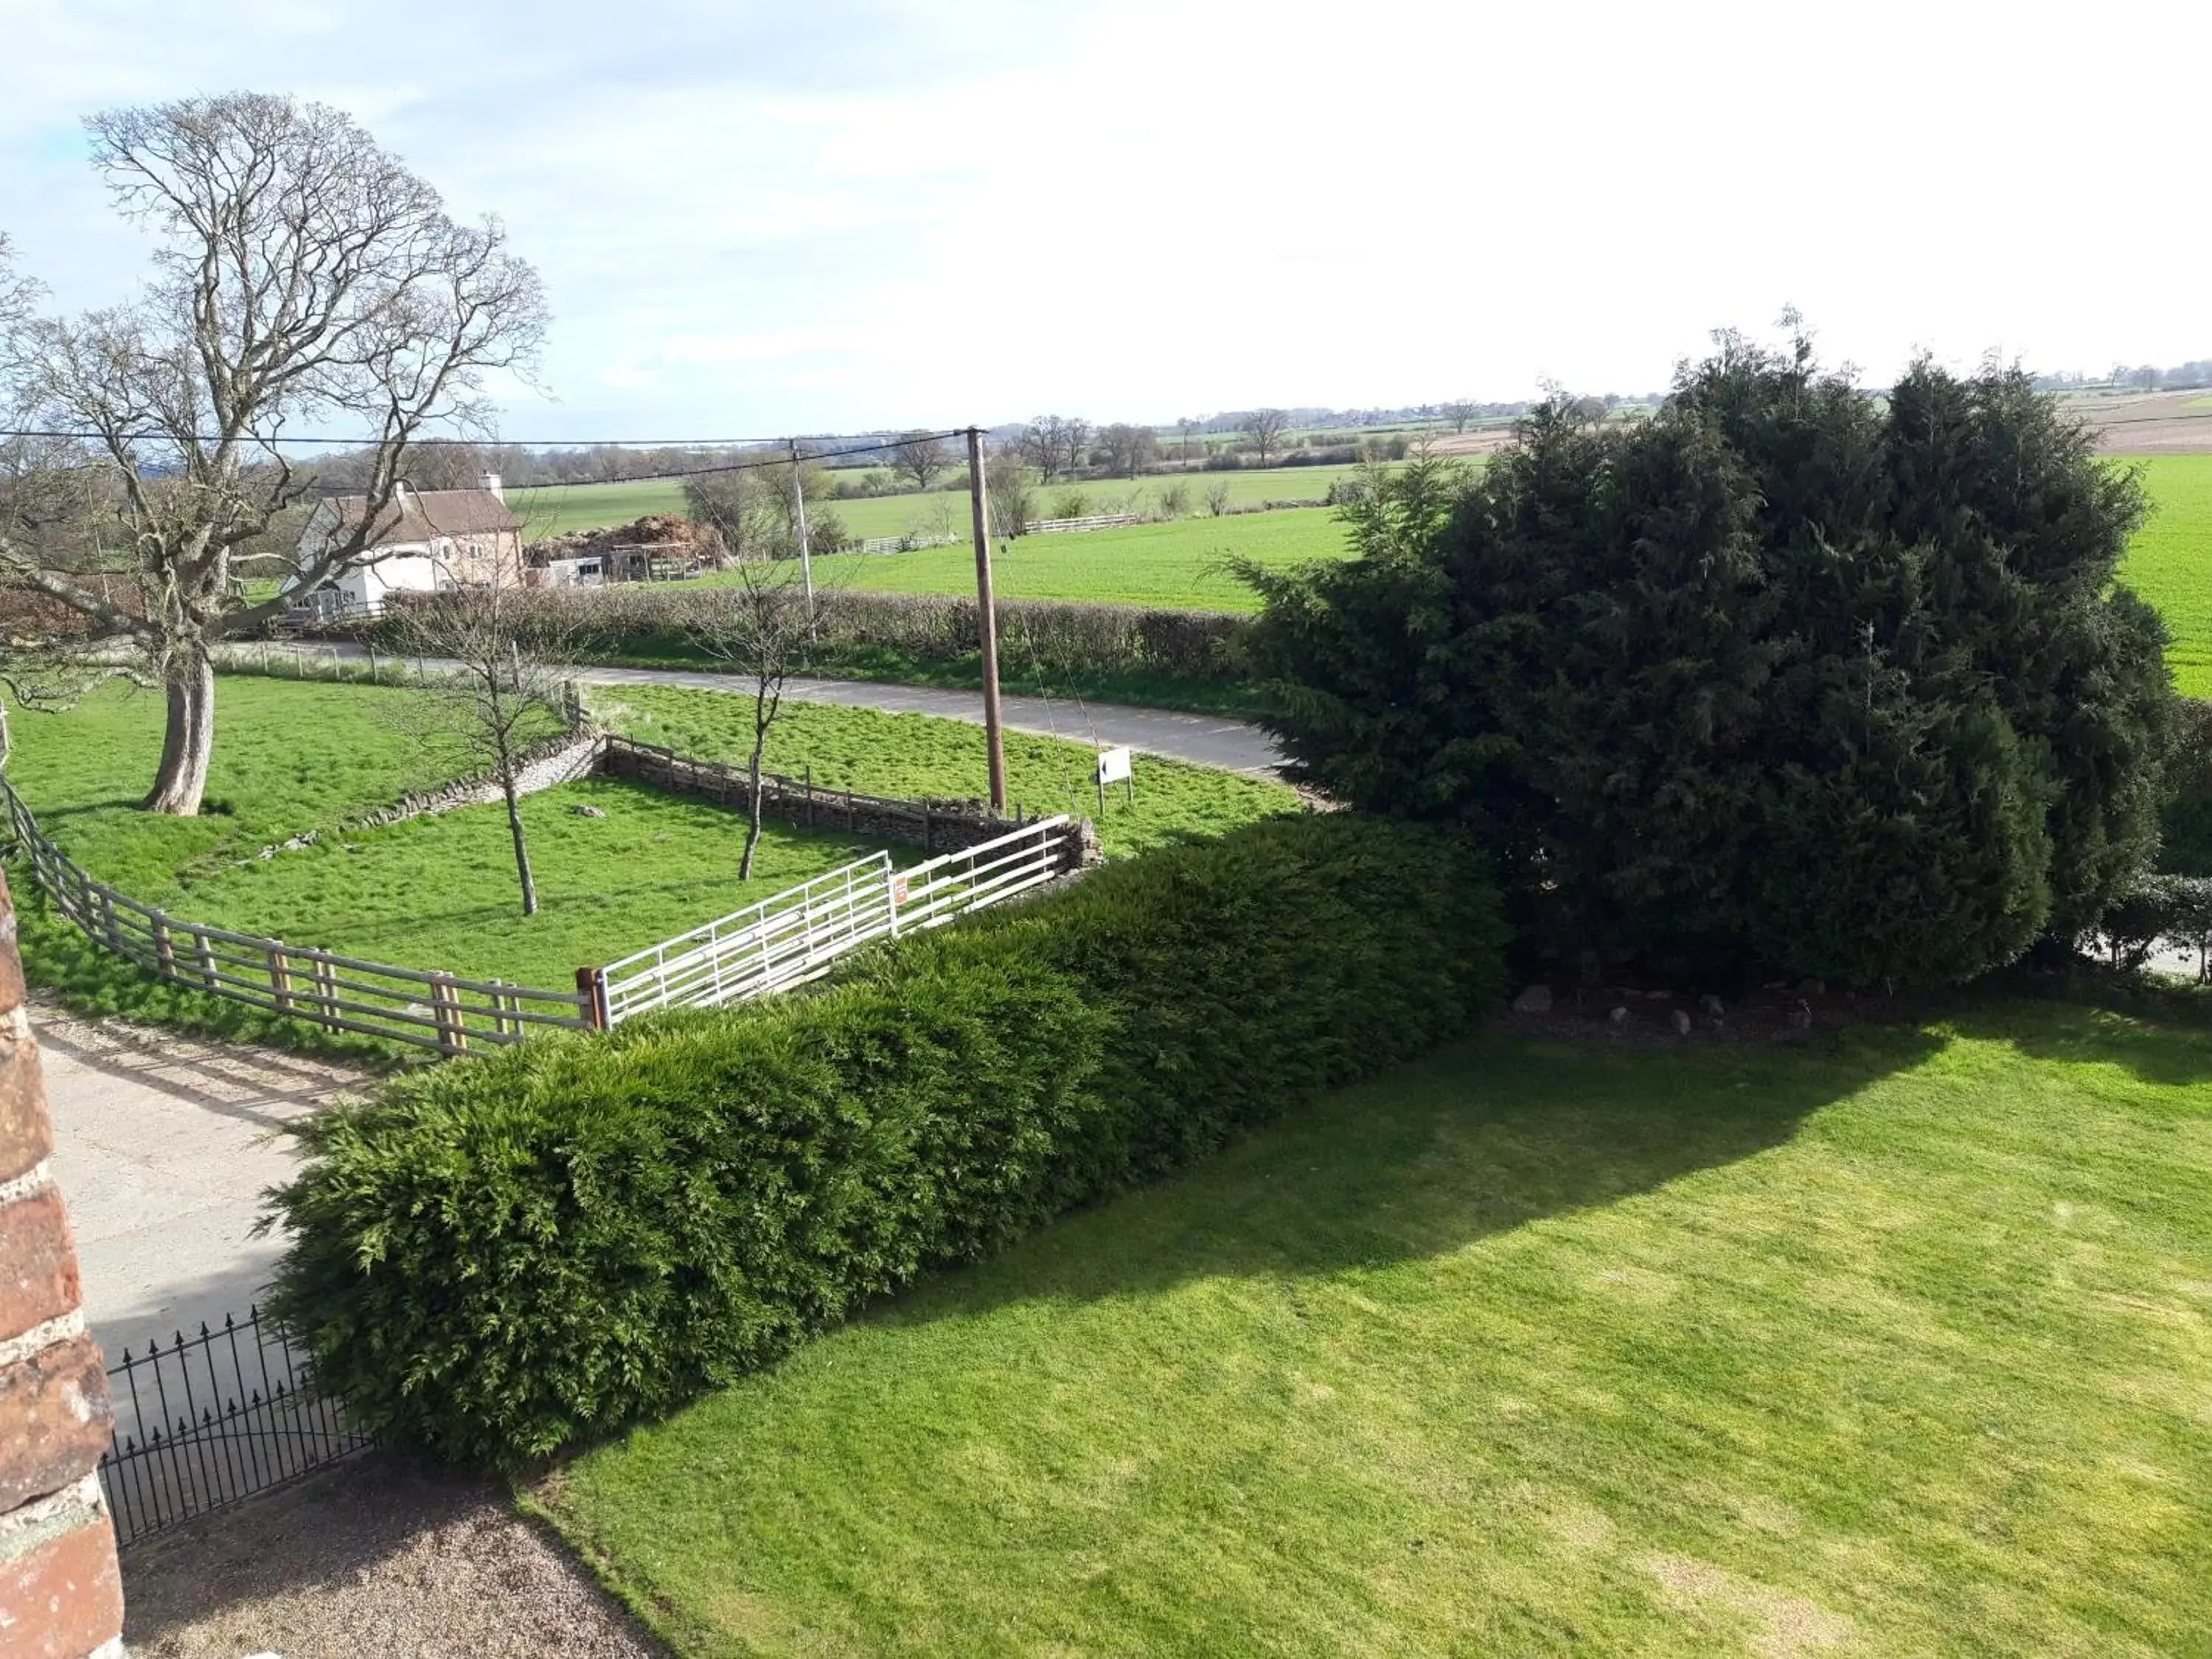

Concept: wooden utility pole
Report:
left=788, top=438, right=815, bottom=619
left=967, top=425, right=1009, bottom=813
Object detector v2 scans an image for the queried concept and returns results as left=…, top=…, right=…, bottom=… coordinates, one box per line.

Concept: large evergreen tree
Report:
left=1243, top=334, right=2172, bottom=986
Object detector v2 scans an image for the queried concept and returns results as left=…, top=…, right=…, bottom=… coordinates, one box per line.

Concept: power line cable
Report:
left=0, top=426, right=971, bottom=449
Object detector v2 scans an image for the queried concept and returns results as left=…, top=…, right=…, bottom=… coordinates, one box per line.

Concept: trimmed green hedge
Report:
left=267, top=815, right=1506, bottom=1465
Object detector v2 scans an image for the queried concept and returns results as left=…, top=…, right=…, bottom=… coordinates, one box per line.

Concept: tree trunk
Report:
left=501, top=771, right=539, bottom=917
left=143, top=647, right=216, bottom=816
left=742, top=740, right=766, bottom=882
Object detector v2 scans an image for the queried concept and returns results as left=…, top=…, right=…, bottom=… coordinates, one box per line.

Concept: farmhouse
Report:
left=286, top=474, right=524, bottom=619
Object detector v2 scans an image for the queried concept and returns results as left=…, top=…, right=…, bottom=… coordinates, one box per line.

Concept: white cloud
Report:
left=1, top=0, right=2205, bottom=437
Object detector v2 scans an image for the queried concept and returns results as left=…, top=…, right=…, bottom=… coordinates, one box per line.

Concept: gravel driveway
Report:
left=121, top=1453, right=665, bottom=1658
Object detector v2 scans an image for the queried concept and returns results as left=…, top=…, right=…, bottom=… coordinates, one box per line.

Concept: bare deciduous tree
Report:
left=389, top=584, right=579, bottom=917
left=1441, top=399, right=1478, bottom=434
left=985, top=452, right=1035, bottom=539
left=0, top=94, right=548, bottom=817
left=1014, top=415, right=1090, bottom=482
left=890, top=430, right=950, bottom=491
left=673, top=563, right=813, bottom=880
left=1098, top=422, right=1159, bottom=479
left=1240, top=408, right=1290, bottom=466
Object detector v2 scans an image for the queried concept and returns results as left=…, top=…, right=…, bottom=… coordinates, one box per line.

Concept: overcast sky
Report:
left=1, top=0, right=2204, bottom=442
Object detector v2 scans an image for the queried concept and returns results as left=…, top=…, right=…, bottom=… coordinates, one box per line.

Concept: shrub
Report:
left=1241, top=333, right=2174, bottom=988
left=267, top=814, right=1505, bottom=1464
left=2091, top=872, right=2212, bottom=976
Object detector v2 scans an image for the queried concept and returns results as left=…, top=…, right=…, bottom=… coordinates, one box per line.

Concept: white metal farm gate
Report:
left=595, top=815, right=1075, bottom=1024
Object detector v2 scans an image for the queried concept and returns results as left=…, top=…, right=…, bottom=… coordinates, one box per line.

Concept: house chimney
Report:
left=481, top=471, right=503, bottom=501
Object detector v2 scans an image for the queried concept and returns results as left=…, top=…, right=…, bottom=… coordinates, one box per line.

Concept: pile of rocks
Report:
left=526, top=514, right=724, bottom=565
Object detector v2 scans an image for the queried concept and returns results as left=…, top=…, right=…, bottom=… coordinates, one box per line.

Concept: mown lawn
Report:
left=538, top=1001, right=2212, bottom=1658
left=593, top=684, right=1298, bottom=859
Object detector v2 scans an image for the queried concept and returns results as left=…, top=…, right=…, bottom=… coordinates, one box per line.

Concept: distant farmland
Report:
left=514, top=456, right=2212, bottom=676
left=507, top=462, right=1377, bottom=543
left=758, top=509, right=1347, bottom=613
left=2115, top=454, right=2212, bottom=696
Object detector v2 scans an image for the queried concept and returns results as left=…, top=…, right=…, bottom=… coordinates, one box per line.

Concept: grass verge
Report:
left=534, top=998, right=2212, bottom=1658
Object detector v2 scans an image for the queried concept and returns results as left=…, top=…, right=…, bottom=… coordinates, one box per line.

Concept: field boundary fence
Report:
left=597, top=814, right=1078, bottom=1022
left=1028, top=512, right=1141, bottom=535
left=0, top=773, right=591, bottom=1054
left=98, top=1307, right=373, bottom=1548
left=858, top=531, right=963, bottom=554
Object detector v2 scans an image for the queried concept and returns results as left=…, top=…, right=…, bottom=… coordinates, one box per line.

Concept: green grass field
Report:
left=2117, top=455, right=2212, bottom=697
left=507, top=464, right=1377, bottom=544
left=764, top=509, right=1341, bottom=613
left=9, top=678, right=1293, bottom=995
left=594, top=686, right=1295, bottom=855
left=538, top=1001, right=2212, bottom=1657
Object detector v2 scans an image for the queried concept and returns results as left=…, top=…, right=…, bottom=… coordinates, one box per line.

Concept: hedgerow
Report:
left=266, top=813, right=1504, bottom=1464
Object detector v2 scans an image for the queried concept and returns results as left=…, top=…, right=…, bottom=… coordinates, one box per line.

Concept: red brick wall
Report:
left=0, top=869, right=124, bottom=1658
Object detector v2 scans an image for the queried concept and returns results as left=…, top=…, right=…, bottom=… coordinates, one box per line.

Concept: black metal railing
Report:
left=97, top=1307, right=374, bottom=1548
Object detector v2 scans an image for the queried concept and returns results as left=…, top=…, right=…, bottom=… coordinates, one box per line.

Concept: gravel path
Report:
left=36, top=998, right=374, bottom=1363
left=121, top=1453, right=665, bottom=1658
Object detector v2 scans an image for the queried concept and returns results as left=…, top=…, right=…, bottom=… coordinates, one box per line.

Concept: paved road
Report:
left=257, top=641, right=1286, bottom=776
left=35, top=1000, right=370, bottom=1362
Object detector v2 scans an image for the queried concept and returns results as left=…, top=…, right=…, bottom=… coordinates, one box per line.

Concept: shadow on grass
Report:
left=871, top=1023, right=1951, bottom=1327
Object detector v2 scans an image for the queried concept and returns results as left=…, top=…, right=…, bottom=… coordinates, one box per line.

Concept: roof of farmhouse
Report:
left=317, top=486, right=522, bottom=546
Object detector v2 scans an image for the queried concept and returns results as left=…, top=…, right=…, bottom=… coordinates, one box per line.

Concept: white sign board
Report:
left=1095, top=745, right=1133, bottom=786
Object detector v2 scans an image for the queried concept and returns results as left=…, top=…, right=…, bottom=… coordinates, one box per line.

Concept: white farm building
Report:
left=286, top=475, right=524, bottom=620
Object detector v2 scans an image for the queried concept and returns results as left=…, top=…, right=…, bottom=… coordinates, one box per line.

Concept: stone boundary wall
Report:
left=598, top=735, right=1104, bottom=866
left=257, top=726, right=605, bottom=859
left=0, top=868, right=126, bottom=1658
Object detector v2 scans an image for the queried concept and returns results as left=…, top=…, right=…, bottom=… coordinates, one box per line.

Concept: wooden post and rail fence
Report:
left=1, top=769, right=1080, bottom=1054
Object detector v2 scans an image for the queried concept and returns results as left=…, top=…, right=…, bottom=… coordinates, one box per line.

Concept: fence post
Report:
left=268, top=942, right=294, bottom=1015
left=100, top=889, right=124, bottom=953
left=431, top=975, right=467, bottom=1054
left=574, top=966, right=608, bottom=1031
left=310, top=956, right=338, bottom=1028
left=152, top=915, right=176, bottom=981
left=195, top=931, right=218, bottom=991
